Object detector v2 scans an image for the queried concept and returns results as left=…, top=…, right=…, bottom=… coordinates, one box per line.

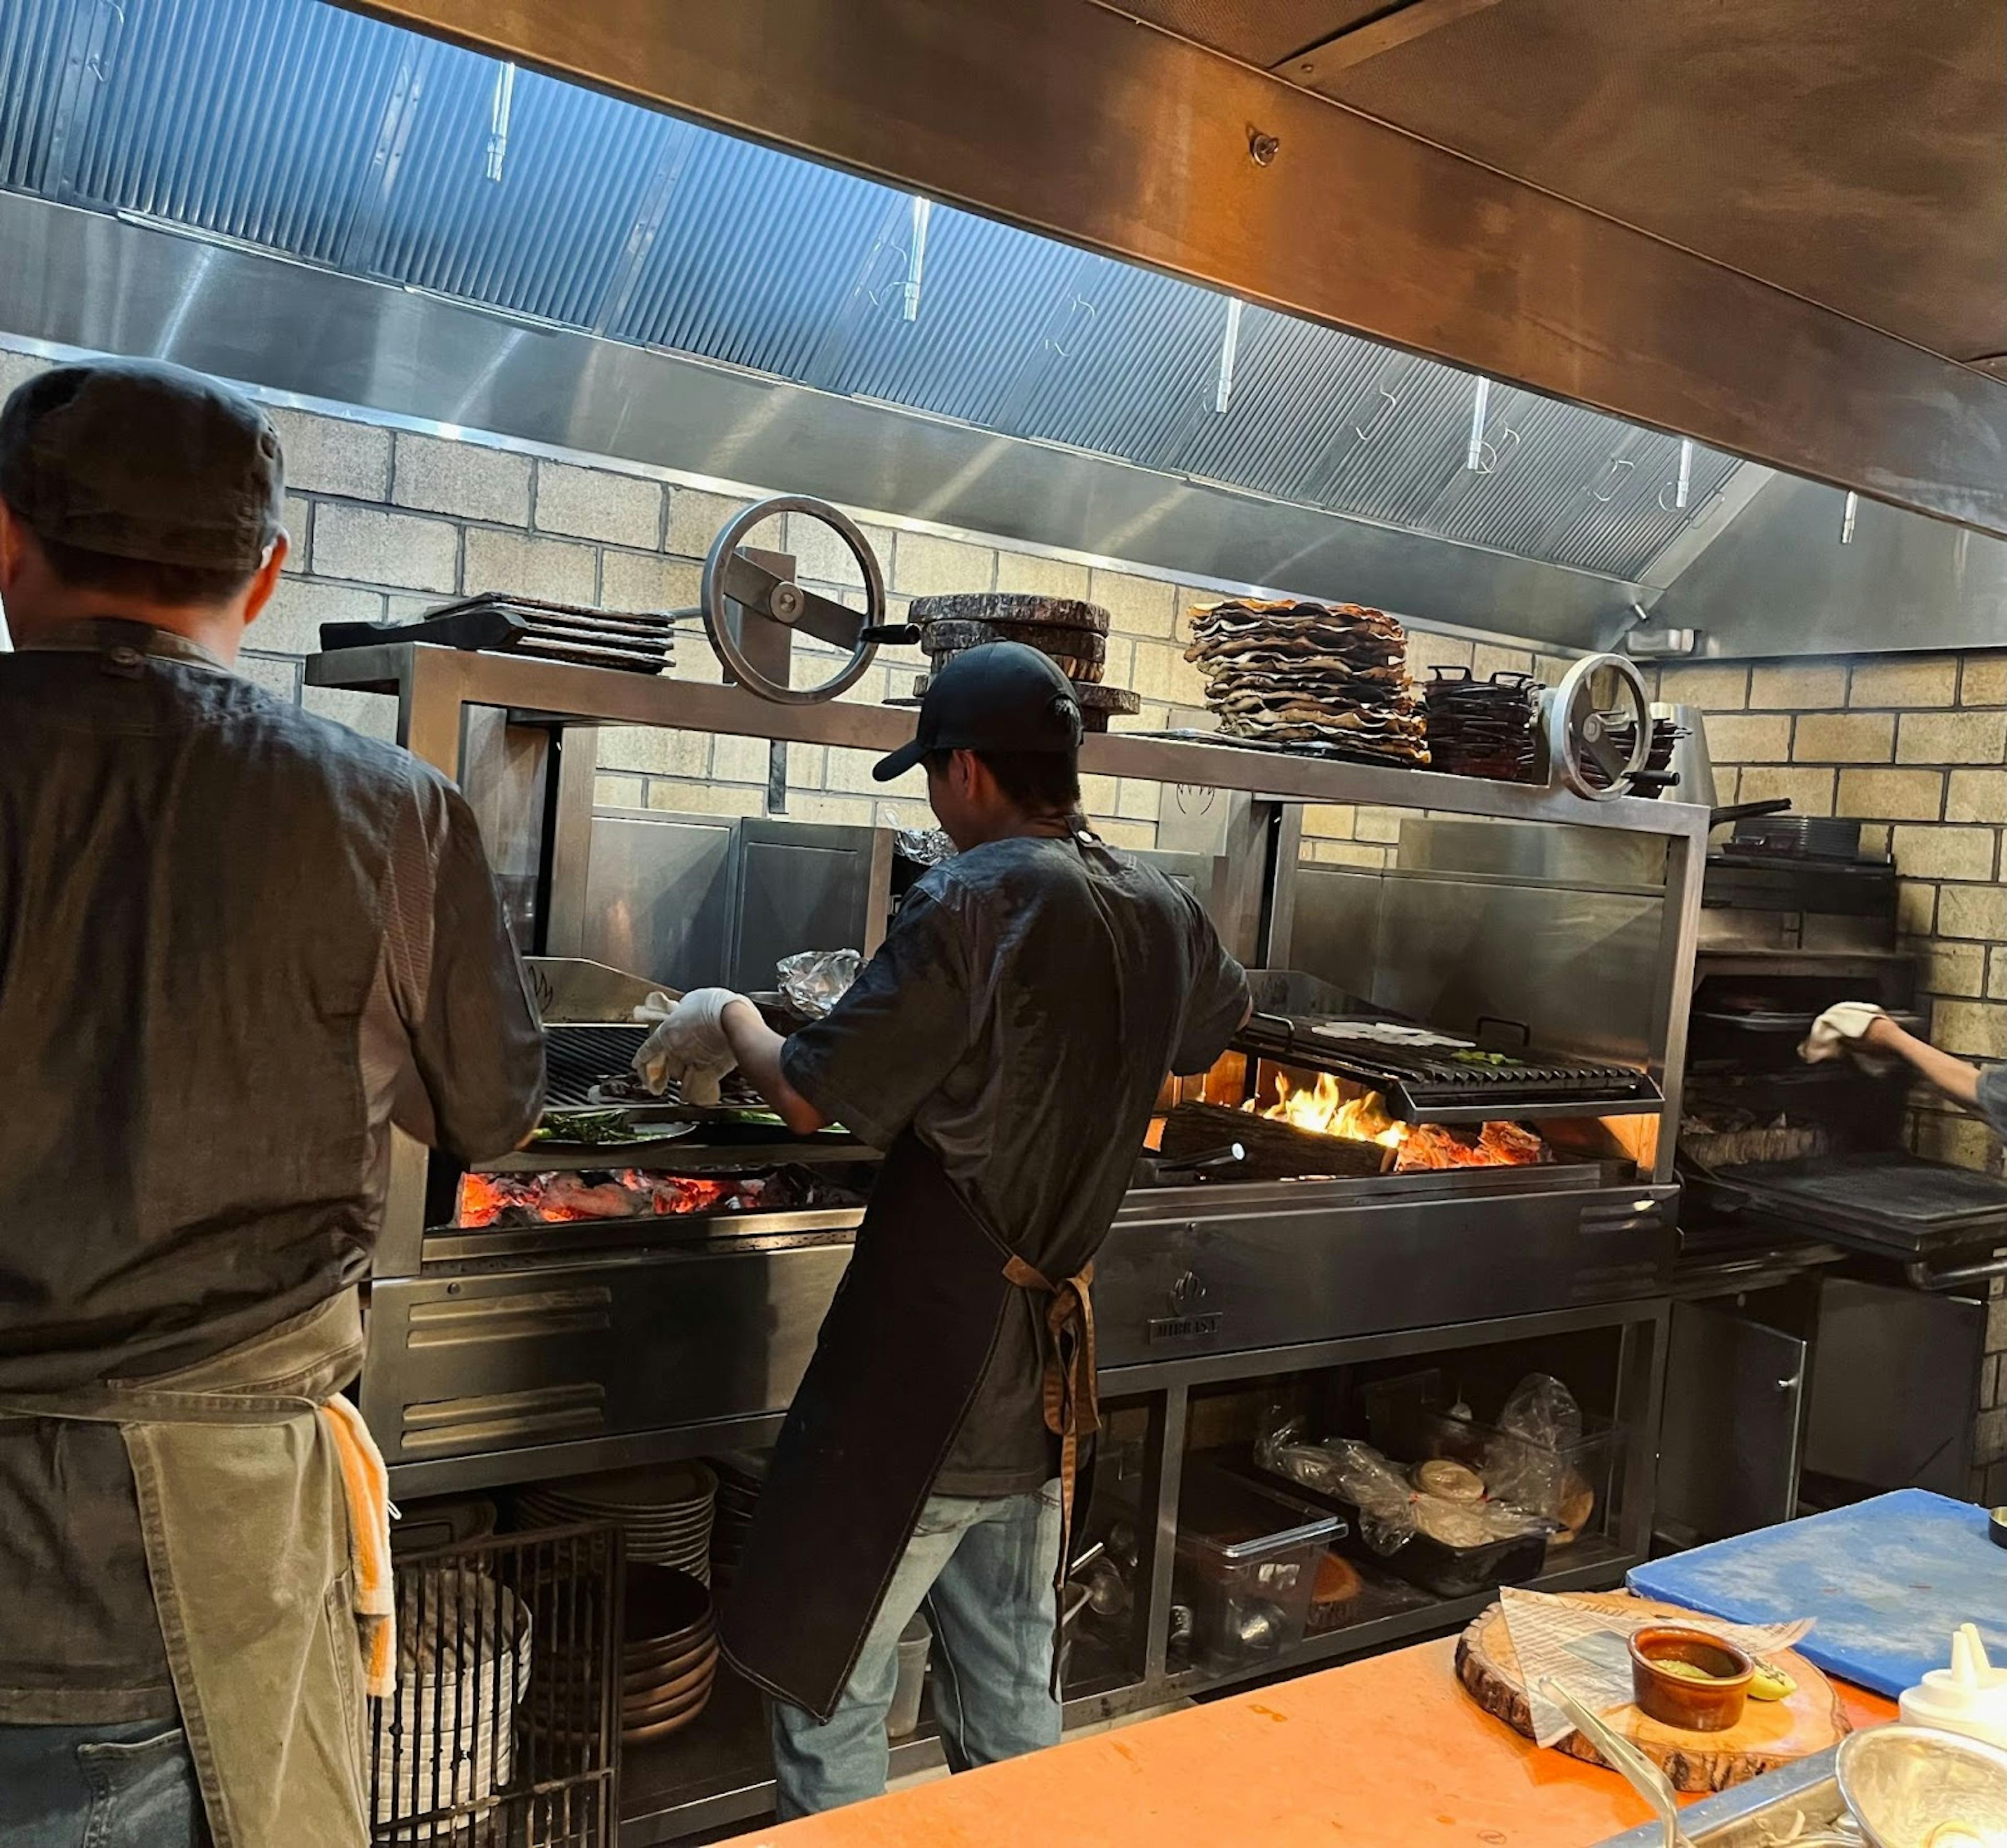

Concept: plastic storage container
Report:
left=1174, top=1465, right=1342, bottom=1670
left=1245, top=1455, right=1547, bottom=1600
left=1362, top=1372, right=1622, bottom=1545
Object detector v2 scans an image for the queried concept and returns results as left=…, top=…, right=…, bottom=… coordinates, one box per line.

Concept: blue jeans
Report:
left=0, top=1720, right=202, bottom=1847
left=769, top=1480, right=1063, bottom=1818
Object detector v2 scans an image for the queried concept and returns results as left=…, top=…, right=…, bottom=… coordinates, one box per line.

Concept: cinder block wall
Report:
left=0, top=345, right=1558, bottom=853
left=1657, top=655, right=2007, bottom=1499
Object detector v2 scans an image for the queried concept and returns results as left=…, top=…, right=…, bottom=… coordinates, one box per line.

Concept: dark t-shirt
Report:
left=781, top=830, right=1249, bottom=1495
left=0, top=625, right=545, bottom=1721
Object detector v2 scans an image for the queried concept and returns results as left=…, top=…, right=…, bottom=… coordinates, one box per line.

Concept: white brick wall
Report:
left=393, top=431, right=532, bottom=525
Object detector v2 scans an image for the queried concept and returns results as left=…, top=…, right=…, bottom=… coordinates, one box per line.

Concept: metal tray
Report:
left=1711, top=1151, right=2007, bottom=1258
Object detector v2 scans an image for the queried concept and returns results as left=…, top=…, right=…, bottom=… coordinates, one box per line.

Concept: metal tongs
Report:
left=1538, top=1678, right=1693, bottom=1848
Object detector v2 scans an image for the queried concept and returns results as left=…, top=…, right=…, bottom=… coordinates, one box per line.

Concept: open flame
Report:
left=1249, top=1072, right=1409, bottom=1149
left=1243, top=1070, right=1547, bottom=1172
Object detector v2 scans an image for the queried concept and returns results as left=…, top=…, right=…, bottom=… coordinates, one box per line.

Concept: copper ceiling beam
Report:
left=339, top=0, right=2007, bottom=538
left=1277, top=0, right=1514, bottom=79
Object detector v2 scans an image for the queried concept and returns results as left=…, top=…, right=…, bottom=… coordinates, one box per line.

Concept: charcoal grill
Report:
left=544, top=1025, right=651, bottom=1107
left=1234, top=1012, right=1660, bottom=1123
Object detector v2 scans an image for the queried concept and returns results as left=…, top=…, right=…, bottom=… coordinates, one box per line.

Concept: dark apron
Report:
left=719, top=1131, right=1099, bottom=1720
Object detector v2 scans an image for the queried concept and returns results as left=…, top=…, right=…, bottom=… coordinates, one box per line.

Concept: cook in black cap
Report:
left=869, top=639, right=1086, bottom=792
left=0, top=357, right=543, bottom=1844
left=647, top=638, right=1252, bottom=1817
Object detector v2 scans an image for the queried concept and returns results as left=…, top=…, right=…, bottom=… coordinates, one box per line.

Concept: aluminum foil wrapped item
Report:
left=777, top=948, right=862, bottom=1020
left=885, top=807, right=958, bottom=867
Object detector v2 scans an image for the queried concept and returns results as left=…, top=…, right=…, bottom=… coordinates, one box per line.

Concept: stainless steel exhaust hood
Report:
left=0, top=0, right=1775, bottom=650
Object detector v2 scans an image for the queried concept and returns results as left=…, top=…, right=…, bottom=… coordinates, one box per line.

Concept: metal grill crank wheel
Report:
left=1542, top=652, right=1653, bottom=801
left=700, top=495, right=889, bottom=704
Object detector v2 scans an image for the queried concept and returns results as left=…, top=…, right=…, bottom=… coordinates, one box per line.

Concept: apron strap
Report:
left=1002, top=1253, right=1100, bottom=1696
left=0, top=1386, right=321, bottom=1425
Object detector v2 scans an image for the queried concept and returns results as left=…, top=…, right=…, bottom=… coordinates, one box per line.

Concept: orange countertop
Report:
left=726, top=1639, right=1896, bottom=1848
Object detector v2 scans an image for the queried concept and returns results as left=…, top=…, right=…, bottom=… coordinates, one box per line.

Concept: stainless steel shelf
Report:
left=306, top=644, right=1712, bottom=839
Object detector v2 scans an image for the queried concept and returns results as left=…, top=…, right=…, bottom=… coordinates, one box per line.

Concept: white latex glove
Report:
left=1799, top=1002, right=1895, bottom=1073
left=631, top=987, right=744, bottom=1104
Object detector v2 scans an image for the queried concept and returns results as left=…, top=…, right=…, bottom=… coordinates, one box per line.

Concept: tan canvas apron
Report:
left=0, top=1289, right=370, bottom=1848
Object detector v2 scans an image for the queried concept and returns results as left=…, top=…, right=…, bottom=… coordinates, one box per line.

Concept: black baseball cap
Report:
left=0, top=358, right=284, bottom=571
left=873, top=641, right=1084, bottom=783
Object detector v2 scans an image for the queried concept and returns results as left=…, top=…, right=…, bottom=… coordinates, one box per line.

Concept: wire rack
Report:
left=368, top=1523, right=622, bottom=1847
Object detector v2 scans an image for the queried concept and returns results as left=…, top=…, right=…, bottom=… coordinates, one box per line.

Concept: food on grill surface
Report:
left=1183, top=599, right=1427, bottom=765
left=533, top=1109, right=655, bottom=1146
left=1422, top=667, right=1542, bottom=783
left=454, top=1166, right=860, bottom=1228
left=586, top=1068, right=767, bottom=1108
left=1414, top=1459, right=1486, bottom=1504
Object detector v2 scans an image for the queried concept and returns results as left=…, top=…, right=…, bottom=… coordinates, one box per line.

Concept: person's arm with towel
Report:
left=1801, top=1002, right=1997, bottom=1122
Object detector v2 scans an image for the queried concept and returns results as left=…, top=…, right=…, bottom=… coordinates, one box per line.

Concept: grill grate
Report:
left=1235, top=1013, right=1659, bottom=1121
left=539, top=1026, right=769, bottom=1112
left=543, top=1026, right=652, bottom=1108
left=368, top=1523, right=621, bottom=1848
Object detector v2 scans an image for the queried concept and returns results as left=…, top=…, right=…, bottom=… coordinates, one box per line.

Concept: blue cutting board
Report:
left=1629, top=1490, right=2007, bottom=1700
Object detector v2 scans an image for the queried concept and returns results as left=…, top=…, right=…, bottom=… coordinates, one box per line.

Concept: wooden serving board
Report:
left=1455, top=1589, right=1851, bottom=1793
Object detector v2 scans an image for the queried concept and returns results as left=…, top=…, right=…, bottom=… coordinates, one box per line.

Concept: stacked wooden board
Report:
left=905, top=592, right=1142, bottom=731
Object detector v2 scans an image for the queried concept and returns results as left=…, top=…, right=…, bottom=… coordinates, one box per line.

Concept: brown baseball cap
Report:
left=0, top=358, right=284, bottom=571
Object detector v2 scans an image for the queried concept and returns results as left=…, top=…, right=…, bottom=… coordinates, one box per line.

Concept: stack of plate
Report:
left=707, top=1452, right=767, bottom=1593
left=516, top=1463, right=717, bottom=1581
left=621, top=1565, right=718, bottom=1744
left=374, top=1568, right=532, bottom=1837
